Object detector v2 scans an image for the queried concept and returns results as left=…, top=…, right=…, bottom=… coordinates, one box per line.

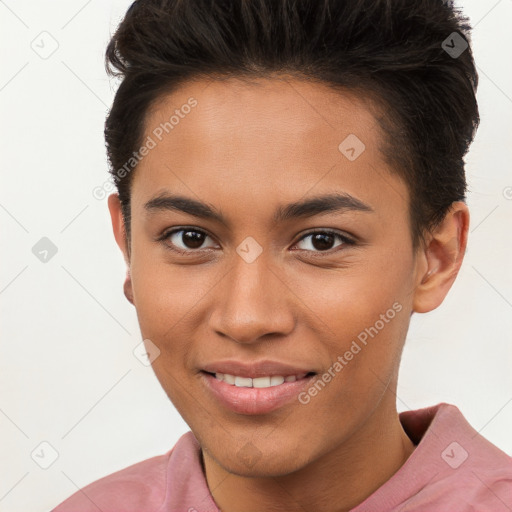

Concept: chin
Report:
left=205, top=437, right=313, bottom=478
left=219, top=456, right=307, bottom=478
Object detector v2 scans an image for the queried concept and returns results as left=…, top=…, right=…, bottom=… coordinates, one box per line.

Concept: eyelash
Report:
left=156, top=227, right=356, bottom=257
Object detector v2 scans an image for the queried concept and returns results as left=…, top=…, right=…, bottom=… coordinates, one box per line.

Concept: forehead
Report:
left=131, top=76, right=409, bottom=225
left=145, top=76, right=381, bottom=151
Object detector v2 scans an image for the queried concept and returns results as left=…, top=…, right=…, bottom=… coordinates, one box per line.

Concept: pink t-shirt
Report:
left=52, top=403, right=512, bottom=511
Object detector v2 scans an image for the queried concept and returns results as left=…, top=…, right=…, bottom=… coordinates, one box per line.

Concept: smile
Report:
left=210, top=372, right=313, bottom=388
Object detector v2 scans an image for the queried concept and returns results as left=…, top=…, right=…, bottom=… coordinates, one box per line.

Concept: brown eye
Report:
left=295, top=230, right=354, bottom=253
left=179, top=230, right=206, bottom=249
left=160, top=228, right=217, bottom=253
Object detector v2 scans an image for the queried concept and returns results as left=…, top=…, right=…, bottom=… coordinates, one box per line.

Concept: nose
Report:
left=208, top=251, right=295, bottom=344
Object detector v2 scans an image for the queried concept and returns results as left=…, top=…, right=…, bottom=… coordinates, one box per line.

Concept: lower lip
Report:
left=200, top=371, right=317, bottom=415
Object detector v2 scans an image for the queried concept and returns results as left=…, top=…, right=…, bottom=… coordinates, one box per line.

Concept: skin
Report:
left=108, top=76, right=469, bottom=512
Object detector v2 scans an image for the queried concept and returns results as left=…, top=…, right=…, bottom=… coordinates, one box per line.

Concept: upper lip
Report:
left=201, top=360, right=317, bottom=379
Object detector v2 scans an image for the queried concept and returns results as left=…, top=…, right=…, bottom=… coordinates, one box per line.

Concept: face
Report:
left=110, top=77, right=433, bottom=476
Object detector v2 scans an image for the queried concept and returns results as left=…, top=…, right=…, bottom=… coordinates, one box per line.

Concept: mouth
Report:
left=200, top=370, right=318, bottom=415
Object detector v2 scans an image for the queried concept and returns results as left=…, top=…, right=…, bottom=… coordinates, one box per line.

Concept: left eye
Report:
left=294, top=230, right=354, bottom=252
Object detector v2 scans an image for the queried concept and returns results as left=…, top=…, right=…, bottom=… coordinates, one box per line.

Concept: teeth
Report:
left=223, top=373, right=236, bottom=385
left=235, top=376, right=253, bottom=387
left=214, top=372, right=308, bottom=388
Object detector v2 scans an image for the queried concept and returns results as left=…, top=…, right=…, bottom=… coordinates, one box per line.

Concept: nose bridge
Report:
left=210, top=246, right=294, bottom=344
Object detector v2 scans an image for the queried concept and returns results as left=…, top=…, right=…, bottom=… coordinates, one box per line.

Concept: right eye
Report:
left=158, top=227, right=219, bottom=255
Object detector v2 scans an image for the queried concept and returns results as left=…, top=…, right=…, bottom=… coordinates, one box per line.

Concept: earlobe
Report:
left=412, top=202, right=469, bottom=313
left=124, top=269, right=135, bottom=305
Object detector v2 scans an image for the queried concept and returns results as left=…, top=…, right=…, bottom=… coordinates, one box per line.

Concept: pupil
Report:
left=183, top=231, right=204, bottom=249
left=312, top=233, right=334, bottom=251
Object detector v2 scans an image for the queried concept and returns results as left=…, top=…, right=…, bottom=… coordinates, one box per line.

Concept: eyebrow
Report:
left=144, top=192, right=374, bottom=226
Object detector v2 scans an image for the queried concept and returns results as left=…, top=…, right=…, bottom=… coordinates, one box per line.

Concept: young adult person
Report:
left=53, top=0, right=512, bottom=510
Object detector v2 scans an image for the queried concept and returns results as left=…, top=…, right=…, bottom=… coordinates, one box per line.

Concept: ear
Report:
left=108, top=193, right=135, bottom=306
left=412, top=201, right=470, bottom=313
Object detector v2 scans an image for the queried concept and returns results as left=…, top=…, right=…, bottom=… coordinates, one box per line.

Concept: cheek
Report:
left=300, top=244, right=412, bottom=328
left=305, top=251, right=412, bottom=393
left=307, top=297, right=407, bottom=419
left=130, top=252, right=216, bottom=333
left=129, top=259, right=208, bottom=408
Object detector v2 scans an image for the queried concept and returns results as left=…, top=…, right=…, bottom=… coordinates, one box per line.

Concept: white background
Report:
left=0, top=1, right=511, bottom=511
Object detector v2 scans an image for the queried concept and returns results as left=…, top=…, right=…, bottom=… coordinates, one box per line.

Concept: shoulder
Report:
left=403, top=403, right=512, bottom=511
left=51, top=450, right=172, bottom=512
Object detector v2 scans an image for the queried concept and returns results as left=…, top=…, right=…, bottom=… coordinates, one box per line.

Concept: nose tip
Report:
left=208, top=257, right=295, bottom=344
left=214, top=313, right=284, bottom=345
left=219, top=329, right=281, bottom=345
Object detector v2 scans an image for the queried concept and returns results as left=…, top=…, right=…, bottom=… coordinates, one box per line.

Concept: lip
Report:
left=201, top=359, right=317, bottom=379
left=200, top=371, right=317, bottom=415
